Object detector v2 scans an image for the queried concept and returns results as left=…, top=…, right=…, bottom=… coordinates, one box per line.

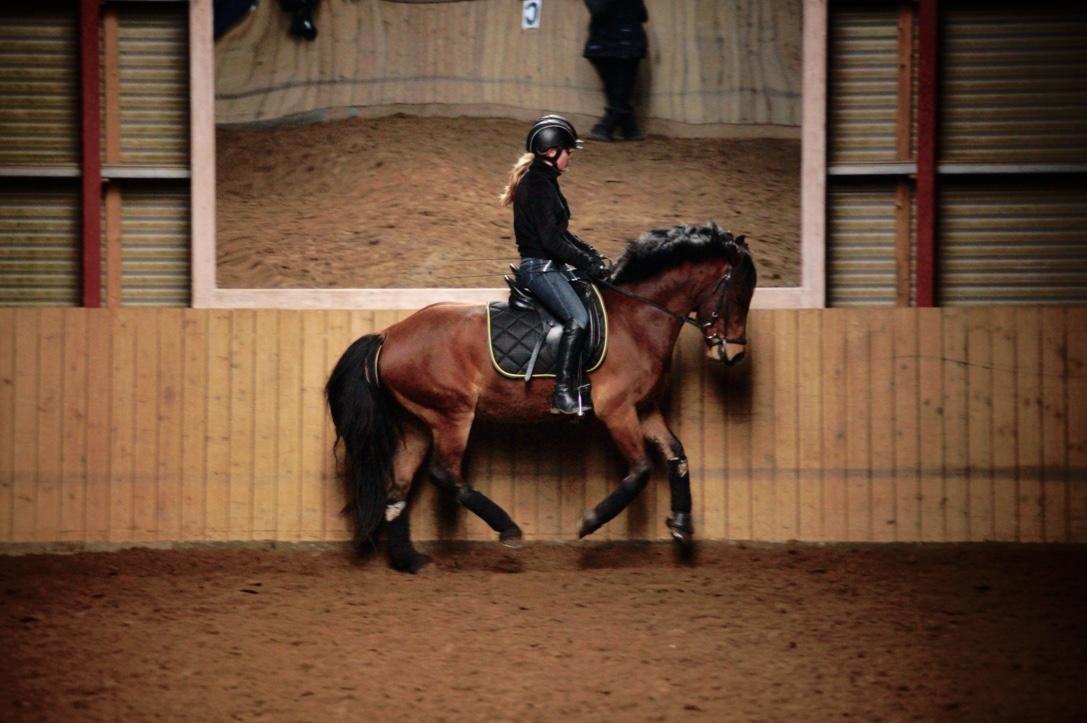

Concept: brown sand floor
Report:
left=2, top=542, right=1085, bottom=721
left=216, top=115, right=800, bottom=289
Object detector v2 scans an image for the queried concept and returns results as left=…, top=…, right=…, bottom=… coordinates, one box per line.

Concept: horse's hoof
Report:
left=499, top=525, right=524, bottom=549
left=390, top=553, right=431, bottom=574
left=666, top=513, right=694, bottom=550
left=577, top=512, right=599, bottom=539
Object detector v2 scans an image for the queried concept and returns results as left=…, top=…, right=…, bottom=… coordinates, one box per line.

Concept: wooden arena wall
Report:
left=1, top=307, right=1084, bottom=548
left=214, top=0, right=802, bottom=135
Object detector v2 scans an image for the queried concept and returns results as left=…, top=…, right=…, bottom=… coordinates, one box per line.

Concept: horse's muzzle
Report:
left=722, top=341, right=746, bottom=367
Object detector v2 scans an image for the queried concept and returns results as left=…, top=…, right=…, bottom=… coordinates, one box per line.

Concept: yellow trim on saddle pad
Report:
left=486, top=283, right=608, bottom=380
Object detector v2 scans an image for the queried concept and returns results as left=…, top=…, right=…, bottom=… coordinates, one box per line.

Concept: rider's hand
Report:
left=588, top=258, right=610, bottom=281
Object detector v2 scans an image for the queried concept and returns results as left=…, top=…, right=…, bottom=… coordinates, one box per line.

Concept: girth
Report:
left=486, top=273, right=608, bottom=381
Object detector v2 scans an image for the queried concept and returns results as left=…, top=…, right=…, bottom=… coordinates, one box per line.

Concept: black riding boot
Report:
left=588, top=107, right=621, bottom=142
left=550, top=323, right=592, bottom=415
left=617, top=110, right=645, bottom=141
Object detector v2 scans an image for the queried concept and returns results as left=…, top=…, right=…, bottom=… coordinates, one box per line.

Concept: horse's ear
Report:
left=735, top=234, right=747, bottom=247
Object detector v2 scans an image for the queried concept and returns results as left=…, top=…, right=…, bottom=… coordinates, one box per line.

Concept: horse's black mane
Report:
left=609, top=222, right=752, bottom=285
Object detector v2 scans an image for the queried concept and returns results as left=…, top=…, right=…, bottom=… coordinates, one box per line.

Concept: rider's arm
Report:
left=525, top=178, right=597, bottom=271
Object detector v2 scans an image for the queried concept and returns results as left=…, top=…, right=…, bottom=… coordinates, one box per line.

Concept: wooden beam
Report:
left=895, top=0, right=915, bottom=307
left=79, top=0, right=103, bottom=308
left=103, top=6, right=122, bottom=308
left=190, top=0, right=216, bottom=308
left=800, top=0, right=828, bottom=309
left=915, top=0, right=938, bottom=307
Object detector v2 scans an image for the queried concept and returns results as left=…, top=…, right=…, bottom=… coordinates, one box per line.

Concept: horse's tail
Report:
left=325, top=333, right=400, bottom=554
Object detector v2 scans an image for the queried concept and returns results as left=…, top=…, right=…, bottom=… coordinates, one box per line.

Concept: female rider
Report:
left=499, top=115, right=610, bottom=415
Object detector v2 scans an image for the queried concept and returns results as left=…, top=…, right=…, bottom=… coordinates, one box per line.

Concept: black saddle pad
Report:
left=487, top=282, right=607, bottom=379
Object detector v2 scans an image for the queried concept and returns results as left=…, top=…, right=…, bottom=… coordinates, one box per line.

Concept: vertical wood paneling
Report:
left=204, top=311, right=231, bottom=540
left=917, top=309, right=945, bottom=540
left=845, top=312, right=871, bottom=540
left=228, top=310, right=255, bottom=540
left=868, top=309, right=895, bottom=541
left=821, top=310, right=848, bottom=540
left=252, top=311, right=279, bottom=539
left=796, top=310, right=824, bottom=540
left=1, top=308, right=1084, bottom=548
left=156, top=309, right=184, bottom=541
left=276, top=311, right=303, bottom=542
left=299, top=312, right=326, bottom=540
left=1016, top=308, right=1044, bottom=541
left=942, top=309, right=969, bottom=540
left=180, top=310, right=208, bottom=540
left=12, top=312, right=38, bottom=542
left=1040, top=308, right=1068, bottom=542
left=60, top=311, right=87, bottom=542
left=749, top=312, right=776, bottom=539
left=1068, top=309, right=1087, bottom=541
left=0, top=310, right=14, bottom=542
left=991, top=308, right=1019, bottom=541
left=773, top=311, right=799, bottom=540
left=84, top=311, right=112, bottom=542
left=109, top=310, right=135, bottom=541
left=967, top=309, right=994, bottom=541
left=35, top=309, right=63, bottom=542
left=892, top=308, right=920, bottom=541
left=132, top=312, right=159, bottom=540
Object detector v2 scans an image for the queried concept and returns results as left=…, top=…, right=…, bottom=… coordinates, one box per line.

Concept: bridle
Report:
left=593, top=264, right=747, bottom=351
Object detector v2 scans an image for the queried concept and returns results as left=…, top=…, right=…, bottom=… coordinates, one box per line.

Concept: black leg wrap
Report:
left=385, top=515, right=430, bottom=574
left=579, top=464, right=650, bottom=538
left=457, top=486, right=517, bottom=534
left=667, top=457, right=693, bottom=514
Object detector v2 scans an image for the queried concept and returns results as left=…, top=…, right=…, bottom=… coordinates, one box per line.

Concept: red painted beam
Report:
left=915, top=0, right=939, bottom=307
left=79, top=0, right=102, bottom=308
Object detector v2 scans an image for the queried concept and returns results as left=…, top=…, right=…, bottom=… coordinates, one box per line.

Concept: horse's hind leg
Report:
left=639, top=407, right=694, bottom=549
left=385, top=418, right=432, bottom=573
left=428, top=413, right=523, bottom=546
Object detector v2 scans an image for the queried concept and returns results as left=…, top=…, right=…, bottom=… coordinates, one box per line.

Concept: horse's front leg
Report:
left=639, top=407, right=693, bottom=549
left=577, top=404, right=652, bottom=539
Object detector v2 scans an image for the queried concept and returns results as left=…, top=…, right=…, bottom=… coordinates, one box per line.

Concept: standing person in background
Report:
left=583, top=0, right=649, bottom=142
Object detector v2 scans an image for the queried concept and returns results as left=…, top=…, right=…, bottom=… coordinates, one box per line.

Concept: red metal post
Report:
left=915, top=0, right=939, bottom=307
left=79, top=0, right=102, bottom=308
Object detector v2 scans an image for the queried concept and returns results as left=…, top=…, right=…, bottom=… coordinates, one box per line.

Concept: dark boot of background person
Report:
left=550, top=323, right=592, bottom=415
left=588, top=107, right=622, bottom=142
left=280, top=0, right=318, bottom=40
left=617, top=110, right=645, bottom=141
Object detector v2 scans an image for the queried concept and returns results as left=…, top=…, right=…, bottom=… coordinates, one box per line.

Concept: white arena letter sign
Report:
left=522, top=0, right=541, bottom=30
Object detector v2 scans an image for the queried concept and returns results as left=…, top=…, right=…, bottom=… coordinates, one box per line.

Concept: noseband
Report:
left=698, top=268, right=747, bottom=349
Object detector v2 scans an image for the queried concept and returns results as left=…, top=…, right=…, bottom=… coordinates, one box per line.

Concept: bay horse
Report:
left=326, top=223, right=757, bottom=572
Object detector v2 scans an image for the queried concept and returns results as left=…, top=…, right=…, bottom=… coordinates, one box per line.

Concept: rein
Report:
left=594, top=269, right=746, bottom=347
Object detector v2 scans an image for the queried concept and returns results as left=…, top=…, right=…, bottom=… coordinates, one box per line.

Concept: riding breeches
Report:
left=518, top=258, right=590, bottom=329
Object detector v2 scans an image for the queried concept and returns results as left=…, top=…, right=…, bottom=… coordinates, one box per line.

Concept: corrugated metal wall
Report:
left=0, top=8, right=79, bottom=167
left=117, top=8, right=189, bottom=167
left=939, top=180, right=1087, bottom=305
left=1, top=307, right=1084, bottom=546
left=0, top=4, right=191, bottom=308
left=827, top=182, right=897, bottom=306
left=119, top=187, right=191, bottom=306
left=827, top=7, right=899, bottom=165
left=941, top=6, right=1087, bottom=164
left=0, top=188, right=81, bottom=306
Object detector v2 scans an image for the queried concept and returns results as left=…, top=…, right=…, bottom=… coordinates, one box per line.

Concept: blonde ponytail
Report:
left=499, top=152, right=535, bottom=207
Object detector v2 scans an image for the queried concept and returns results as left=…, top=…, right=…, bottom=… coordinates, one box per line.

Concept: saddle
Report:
left=487, top=268, right=607, bottom=381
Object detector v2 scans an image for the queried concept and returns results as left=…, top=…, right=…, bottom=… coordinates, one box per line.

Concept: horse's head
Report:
left=610, top=222, right=758, bottom=366
left=695, top=234, right=757, bottom=366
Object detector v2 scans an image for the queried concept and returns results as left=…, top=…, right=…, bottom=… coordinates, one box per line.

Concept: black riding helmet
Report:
left=526, top=114, right=584, bottom=156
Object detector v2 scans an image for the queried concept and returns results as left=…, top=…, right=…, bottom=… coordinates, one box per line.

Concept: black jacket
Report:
left=583, top=0, right=648, bottom=59
left=513, top=159, right=600, bottom=270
